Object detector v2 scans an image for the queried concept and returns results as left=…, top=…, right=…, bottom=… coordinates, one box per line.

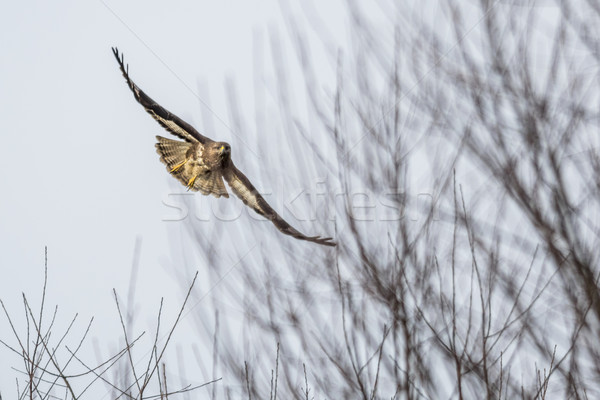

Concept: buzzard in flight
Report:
left=112, top=48, right=335, bottom=247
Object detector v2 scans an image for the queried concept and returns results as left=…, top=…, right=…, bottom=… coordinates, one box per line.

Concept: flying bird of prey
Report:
left=112, top=48, right=335, bottom=247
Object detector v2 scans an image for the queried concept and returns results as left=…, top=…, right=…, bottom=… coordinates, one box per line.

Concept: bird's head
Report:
left=212, top=142, right=231, bottom=164
left=217, top=142, right=231, bottom=155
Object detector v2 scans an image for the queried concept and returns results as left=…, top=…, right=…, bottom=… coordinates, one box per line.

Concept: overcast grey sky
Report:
left=5, top=1, right=592, bottom=397
left=0, top=0, right=353, bottom=393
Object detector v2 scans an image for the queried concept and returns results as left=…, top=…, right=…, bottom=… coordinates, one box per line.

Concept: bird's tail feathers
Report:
left=192, top=171, right=229, bottom=198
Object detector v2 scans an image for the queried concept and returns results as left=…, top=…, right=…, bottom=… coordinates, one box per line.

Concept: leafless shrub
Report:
left=0, top=247, right=218, bottom=399
left=167, top=0, right=600, bottom=399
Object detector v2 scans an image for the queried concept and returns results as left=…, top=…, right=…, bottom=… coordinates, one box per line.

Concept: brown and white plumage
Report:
left=113, top=48, right=336, bottom=247
left=222, top=164, right=335, bottom=246
left=154, top=136, right=229, bottom=197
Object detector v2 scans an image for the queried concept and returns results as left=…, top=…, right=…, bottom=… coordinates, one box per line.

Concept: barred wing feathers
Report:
left=112, top=47, right=209, bottom=144
left=223, top=164, right=336, bottom=247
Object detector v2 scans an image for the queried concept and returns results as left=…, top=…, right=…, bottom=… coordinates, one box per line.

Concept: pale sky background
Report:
left=0, top=0, right=352, bottom=394
left=2, top=1, right=587, bottom=397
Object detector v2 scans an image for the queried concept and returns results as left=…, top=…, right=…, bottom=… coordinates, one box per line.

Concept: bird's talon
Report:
left=170, top=160, right=186, bottom=173
left=187, top=175, right=197, bottom=189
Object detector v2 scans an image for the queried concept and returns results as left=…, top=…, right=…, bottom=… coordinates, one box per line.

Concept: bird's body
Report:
left=155, top=136, right=230, bottom=196
left=112, top=48, right=335, bottom=246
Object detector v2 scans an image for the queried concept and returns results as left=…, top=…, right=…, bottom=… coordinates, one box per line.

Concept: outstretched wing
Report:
left=223, top=163, right=336, bottom=247
left=112, top=47, right=209, bottom=144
